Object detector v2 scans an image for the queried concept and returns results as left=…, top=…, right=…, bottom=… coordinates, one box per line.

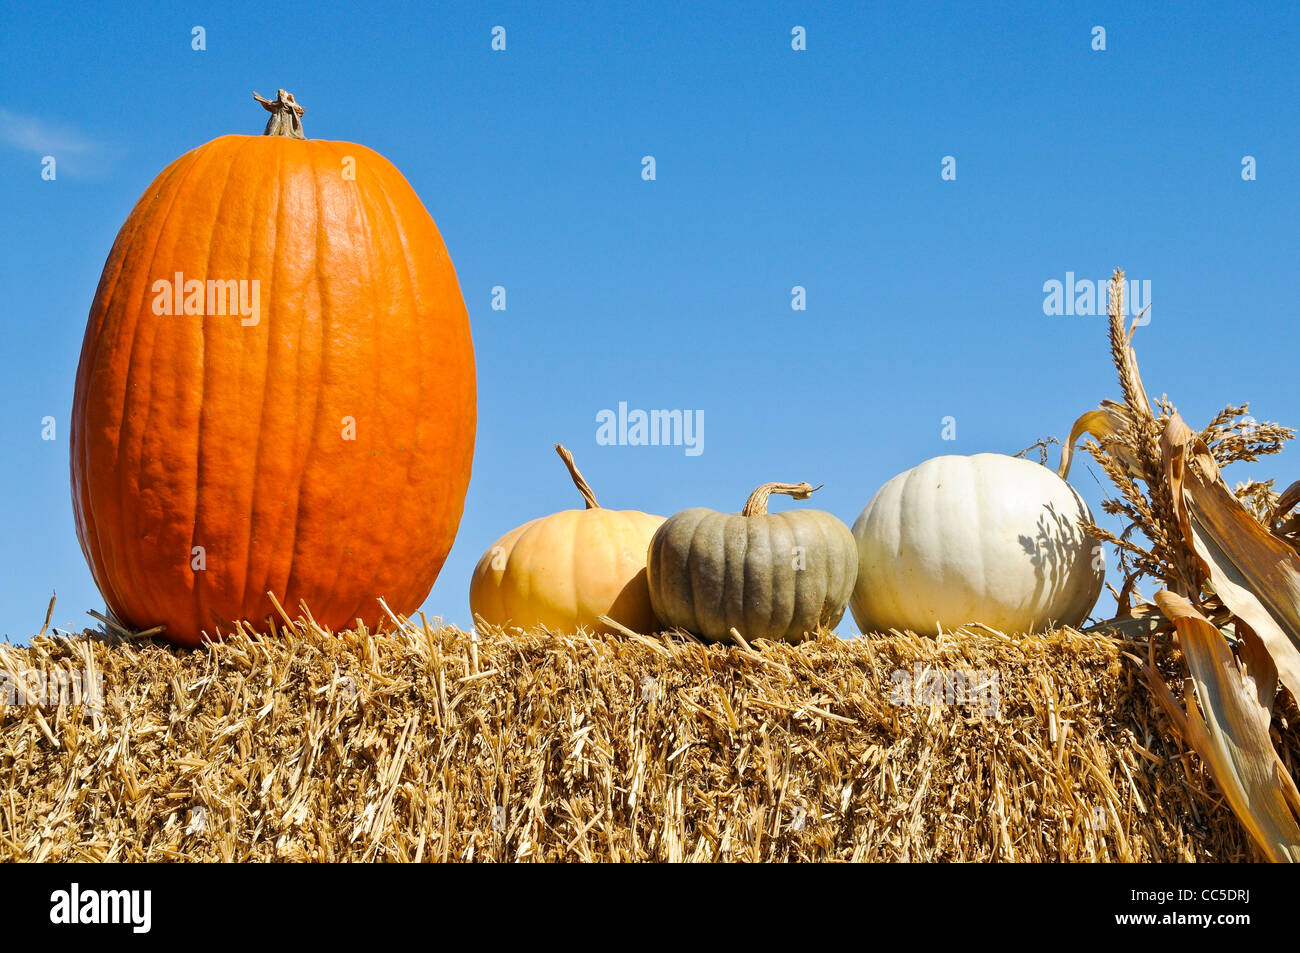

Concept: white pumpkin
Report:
left=850, top=453, right=1103, bottom=635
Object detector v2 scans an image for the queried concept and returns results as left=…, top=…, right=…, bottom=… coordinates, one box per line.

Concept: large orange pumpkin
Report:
left=70, top=90, right=476, bottom=646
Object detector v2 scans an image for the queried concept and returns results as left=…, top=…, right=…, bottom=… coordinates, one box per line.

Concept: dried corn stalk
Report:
left=1063, top=269, right=1300, bottom=860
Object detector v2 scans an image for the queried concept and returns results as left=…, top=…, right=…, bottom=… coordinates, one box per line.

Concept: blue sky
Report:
left=2, top=1, right=1298, bottom=642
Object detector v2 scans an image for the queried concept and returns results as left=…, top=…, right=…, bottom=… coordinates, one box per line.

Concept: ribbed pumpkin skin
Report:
left=646, top=508, right=857, bottom=643
left=469, top=509, right=664, bottom=634
left=850, top=454, right=1102, bottom=635
left=71, top=134, right=476, bottom=646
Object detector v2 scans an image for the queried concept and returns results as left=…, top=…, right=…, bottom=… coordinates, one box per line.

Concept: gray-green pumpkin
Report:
left=646, top=481, right=858, bottom=643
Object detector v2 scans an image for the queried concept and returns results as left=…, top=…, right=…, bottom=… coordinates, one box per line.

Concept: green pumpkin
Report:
left=646, top=481, right=858, bottom=643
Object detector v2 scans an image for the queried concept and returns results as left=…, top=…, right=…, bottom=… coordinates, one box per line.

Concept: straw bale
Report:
left=0, top=617, right=1279, bottom=861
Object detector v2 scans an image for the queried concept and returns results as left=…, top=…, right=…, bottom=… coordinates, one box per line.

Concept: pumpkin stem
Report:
left=555, top=444, right=600, bottom=509
left=253, top=89, right=306, bottom=139
left=741, top=482, right=822, bottom=517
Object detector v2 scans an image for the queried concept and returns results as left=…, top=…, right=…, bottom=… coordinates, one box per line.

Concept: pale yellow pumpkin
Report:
left=469, top=446, right=664, bottom=634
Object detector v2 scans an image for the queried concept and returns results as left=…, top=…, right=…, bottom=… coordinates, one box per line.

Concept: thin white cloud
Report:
left=0, top=108, right=106, bottom=176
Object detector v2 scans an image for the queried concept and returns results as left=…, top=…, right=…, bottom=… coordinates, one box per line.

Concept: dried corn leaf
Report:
left=1270, top=480, right=1300, bottom=529
left=1059, top=402, right=1135, bottom=480
left=1160, top=415, right=1300, bottom=704
left=1152, top=591, right=1300, bottom=861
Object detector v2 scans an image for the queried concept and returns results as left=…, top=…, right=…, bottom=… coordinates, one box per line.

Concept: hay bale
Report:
left=0, top=618, right=1265, bottom=861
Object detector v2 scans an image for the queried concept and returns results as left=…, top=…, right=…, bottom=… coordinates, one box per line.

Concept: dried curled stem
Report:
left=741, top=482, right=821, bottom=517
left=554, top=444, right=599, bottom=509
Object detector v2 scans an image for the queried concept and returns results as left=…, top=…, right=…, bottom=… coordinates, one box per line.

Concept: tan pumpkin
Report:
left=469, top=445, right=664, bottom=634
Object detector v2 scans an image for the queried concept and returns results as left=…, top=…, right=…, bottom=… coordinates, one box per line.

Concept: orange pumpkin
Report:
left=70, top=90, right=476, bottom=646
left=469, top=445, right=664, bottom=635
